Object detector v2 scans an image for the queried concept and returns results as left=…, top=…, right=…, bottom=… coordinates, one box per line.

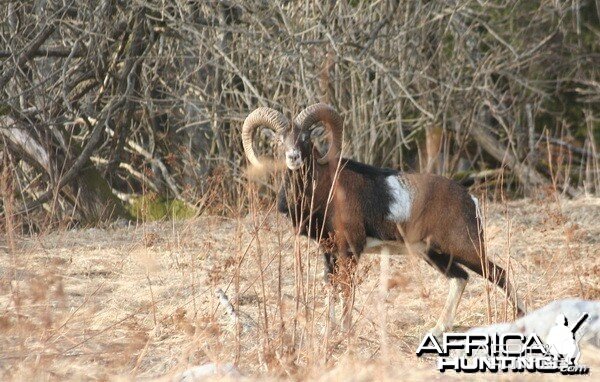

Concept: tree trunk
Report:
left=73, top=161, right=132, bottom=223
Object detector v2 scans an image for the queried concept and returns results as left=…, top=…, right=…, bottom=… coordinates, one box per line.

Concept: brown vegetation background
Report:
left=1, top=0, right=598, bottom=229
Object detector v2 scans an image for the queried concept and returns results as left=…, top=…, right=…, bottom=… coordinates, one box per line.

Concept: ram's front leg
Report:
left=323, top=251, right=357, bottom=333
left=323, top=252, right=338, bottom=331
left=337, top=253, right=358, bottom=332
left=335, top=226, right=365, bottom=333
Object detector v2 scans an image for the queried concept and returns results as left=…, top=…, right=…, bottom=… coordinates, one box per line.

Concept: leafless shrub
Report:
left=0, top=0, right=597, bottom=226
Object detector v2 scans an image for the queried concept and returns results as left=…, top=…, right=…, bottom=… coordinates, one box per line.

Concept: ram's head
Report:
left=241, top=103, right=343, bottom=171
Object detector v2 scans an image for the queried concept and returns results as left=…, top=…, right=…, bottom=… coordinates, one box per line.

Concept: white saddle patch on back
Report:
left=385, top=175, right=412, bottom=222
left=470, top=194, right=482, bottom=221
left=470, top=194, right=479, bottom=211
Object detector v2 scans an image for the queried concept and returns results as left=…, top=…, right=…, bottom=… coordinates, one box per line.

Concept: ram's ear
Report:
left=259, top=127, right=282, bottom=150
left=260, top=127, right=277, bottom=140
left=310, top=126, right=329, bottom=156
left=310, top=126, right=325, bottom=139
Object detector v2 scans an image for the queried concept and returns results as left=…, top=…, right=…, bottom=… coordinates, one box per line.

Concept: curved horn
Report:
left=242, top=107, right=289, bottom=168
left=294, top=103, right=343, bottom=164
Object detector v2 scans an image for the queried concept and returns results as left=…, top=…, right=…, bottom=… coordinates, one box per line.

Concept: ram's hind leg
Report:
left=424, top=250, right=469, bottom=336
left=462, top=258, right=526, bottom=317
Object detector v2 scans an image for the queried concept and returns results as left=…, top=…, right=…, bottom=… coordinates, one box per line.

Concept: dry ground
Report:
left=1, top=197, right=599, bottom=381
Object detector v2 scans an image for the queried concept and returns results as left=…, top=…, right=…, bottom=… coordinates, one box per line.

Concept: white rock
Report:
left=467, top=298, right=600, bottom=348
left=175, top=363, right=239, bottom=382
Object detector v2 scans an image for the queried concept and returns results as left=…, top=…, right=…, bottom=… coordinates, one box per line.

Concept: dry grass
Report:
left=1, top=197, right=599, bottom=381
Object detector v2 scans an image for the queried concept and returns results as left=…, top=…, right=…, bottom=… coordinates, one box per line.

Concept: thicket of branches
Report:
left=1, top=0, right=598, bottom=230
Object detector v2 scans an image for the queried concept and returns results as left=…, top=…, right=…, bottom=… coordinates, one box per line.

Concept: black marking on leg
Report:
left=425, top=249, right=469, bottom=280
